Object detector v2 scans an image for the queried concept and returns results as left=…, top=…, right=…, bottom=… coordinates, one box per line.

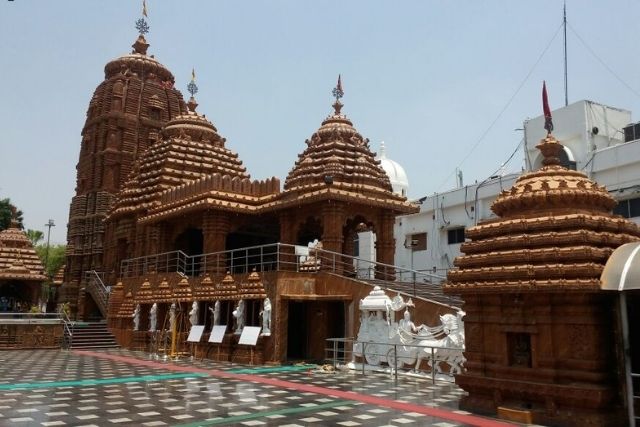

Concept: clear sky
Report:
left=1, top=0, right=640, bottom=244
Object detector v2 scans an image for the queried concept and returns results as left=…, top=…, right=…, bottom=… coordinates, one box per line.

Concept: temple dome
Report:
left=376, top=142, right=409, bottom=197
left=0, top=222, right=46, bottom=281
left=104, top=35, right=175, bottom=83
left=284, top=99, right=393, bottom=194
left=109, top=97, right=249, bottom=219
left=445, top=133, right=640, bottom=293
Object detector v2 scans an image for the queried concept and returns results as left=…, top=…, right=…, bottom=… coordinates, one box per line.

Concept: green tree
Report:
left=35, top=244, right=66, bottom=277
left=26, top=229, right=44, bottom=246
left=0, top=198, right=23, bottom=231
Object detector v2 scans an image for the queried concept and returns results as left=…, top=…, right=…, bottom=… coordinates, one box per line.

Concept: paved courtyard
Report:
left=0, top=349, right=514, bottom=426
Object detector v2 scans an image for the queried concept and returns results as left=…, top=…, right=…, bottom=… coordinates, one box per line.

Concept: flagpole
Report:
left=563, top=0, right=568, bottom=106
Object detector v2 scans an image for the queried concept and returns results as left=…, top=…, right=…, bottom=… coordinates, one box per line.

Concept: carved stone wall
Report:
left=64, top=36, right=185, bottom=317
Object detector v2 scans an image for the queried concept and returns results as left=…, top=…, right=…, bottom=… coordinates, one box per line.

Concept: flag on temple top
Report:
left=192, top=68, right=196, bottom=81
left=142, top=0, right=148, bottom=17
left=543, top=81, right=554, bottom=134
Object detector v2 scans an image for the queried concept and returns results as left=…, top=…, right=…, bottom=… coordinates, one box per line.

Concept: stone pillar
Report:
left=278, top=211, right=296, bottom=271
left=321, top=203, right=345, bottom=274
left=202, top=211, right=230, bottom=275
left=375, top=211, right=396, bottom=280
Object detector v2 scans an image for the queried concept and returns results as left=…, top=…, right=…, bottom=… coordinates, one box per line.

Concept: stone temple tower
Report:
left=63, top=28, right=186, bottom=318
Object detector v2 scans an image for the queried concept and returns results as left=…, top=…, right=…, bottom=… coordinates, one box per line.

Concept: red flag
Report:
left=543, top=81, right=553, bottom=134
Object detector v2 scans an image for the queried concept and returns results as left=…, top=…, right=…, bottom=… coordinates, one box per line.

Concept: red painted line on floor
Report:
left=73, top=350, right=515, bottom=427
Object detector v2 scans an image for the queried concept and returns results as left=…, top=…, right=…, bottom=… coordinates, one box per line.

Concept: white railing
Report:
left=120, top=243, right=461, bottom=307
left=325, top=337, right=465, bottom=383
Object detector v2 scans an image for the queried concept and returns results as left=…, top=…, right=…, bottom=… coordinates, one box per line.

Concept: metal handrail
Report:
left=85, top=270, right=110, bottom=317
left=325, top=337, right=465, bottom=384
left=59, top=309, right=74, bottom=349
left=118, top=243, right=460, bottom=306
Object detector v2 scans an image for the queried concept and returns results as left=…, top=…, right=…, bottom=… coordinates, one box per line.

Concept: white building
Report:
left=394, top=100, right=640, bottom=277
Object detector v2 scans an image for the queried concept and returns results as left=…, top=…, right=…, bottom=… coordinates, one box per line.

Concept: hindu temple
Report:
left=46, top=5, right=640, bottom=425
left=0, top=218, right=47, bottom=312
left=444, top=112, right=640, bottom=425
left=53, top=15, right=475, bottom=368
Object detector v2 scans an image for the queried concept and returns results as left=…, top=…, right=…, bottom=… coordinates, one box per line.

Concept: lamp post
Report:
left=405, top=238, right=418, bottom=297
left=44, top=220, right=55, bottom=310
left=44, top=219, right=55, bottom=276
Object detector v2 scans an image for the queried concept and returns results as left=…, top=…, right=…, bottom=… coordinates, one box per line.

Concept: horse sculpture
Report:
left=353, top=286, right=466, bottom=377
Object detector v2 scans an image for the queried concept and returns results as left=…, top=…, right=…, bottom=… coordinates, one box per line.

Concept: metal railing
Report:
left=0, top=312, right=65, bottom=324
left=325, top=337, right=465, bottom=383
left=59, top=309, right=75, bottom=349
left=630, top=372, right=640, bottom=426
left=120, top=243, right=460, bottom=307
left=85, top=270, right=110, bottom=317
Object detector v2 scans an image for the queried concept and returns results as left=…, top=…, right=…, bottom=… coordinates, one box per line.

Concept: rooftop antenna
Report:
left=563, top=0, right=568, bottom=106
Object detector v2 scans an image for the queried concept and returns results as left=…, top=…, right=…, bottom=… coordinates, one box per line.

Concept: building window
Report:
left=447, top=228, right=465, bottom=245
left=507, top=333, right=532, bottom=367
left=614, top=197, right=640, bottom=218
left=406, top=233, right=427, bottom=251
left=149, top=107, right=161, bottom=121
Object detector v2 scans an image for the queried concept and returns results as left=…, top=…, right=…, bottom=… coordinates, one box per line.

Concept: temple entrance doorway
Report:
left=173, top=228, right=203, bottom=275
left=0, top=281, right=37, bottom=312
left=286, top=300, right=345, bottom=362
left=226, top=220, right=280, bottom=273
left=173, top=228, right=204, bottom=255
left=624, top=291, right=640, bottom=422
left=296, top=217, right=323, bottom=246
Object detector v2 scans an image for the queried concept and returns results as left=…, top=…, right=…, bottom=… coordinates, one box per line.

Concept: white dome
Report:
left=376, top=142, right=409, bottom=197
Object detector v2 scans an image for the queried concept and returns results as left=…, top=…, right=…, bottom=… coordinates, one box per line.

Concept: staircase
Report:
left=70, top=321, right=119, bottom=349
left=85, top=270, right=110, bottom=318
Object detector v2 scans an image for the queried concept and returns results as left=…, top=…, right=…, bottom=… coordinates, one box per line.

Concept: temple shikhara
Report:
left=50, top=9, right=640, bottom=427
left=444, top=94, right=640, bottom=425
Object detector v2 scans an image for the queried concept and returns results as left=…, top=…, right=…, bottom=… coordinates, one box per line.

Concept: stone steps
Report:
left=70, top=321, right=119, bottom=349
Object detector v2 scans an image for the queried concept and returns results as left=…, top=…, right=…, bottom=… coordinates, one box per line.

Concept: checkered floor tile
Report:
left=0, top=349, right=481, bottom=426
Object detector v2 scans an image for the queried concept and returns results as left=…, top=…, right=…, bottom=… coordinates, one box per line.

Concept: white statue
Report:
left=149, top=303, right=158, bottom=332
left=208, top=300, right=221, bottom=327
left=132, top=304, right=141, bottom=331
left=398, top=309, right=418, bottom=334
left=260, top=297, right=271, bottom=336
left=189, top=301, right=199, bottom=326
left=232, top=299, right=245, bottom=334
left=353, top=286, right=466, bottom=375
left=169, top=302, right=177, bottom=332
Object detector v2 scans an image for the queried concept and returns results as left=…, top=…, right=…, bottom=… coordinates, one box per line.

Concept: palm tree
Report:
left=26, top=229, right=44, bottom=246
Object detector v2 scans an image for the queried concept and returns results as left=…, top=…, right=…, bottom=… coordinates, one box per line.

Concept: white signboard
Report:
left=187, top=325, right=205, bottom=343
left=238, top=326, right=261, bottom=346
left=209, top=325, right=227, bottom=343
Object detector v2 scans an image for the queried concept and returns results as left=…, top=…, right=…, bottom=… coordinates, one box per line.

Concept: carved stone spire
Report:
left=132, top=35, right=149, bottom=55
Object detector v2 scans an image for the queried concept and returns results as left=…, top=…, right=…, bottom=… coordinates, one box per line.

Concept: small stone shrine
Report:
left=445, top=89, right=640, bottom=426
